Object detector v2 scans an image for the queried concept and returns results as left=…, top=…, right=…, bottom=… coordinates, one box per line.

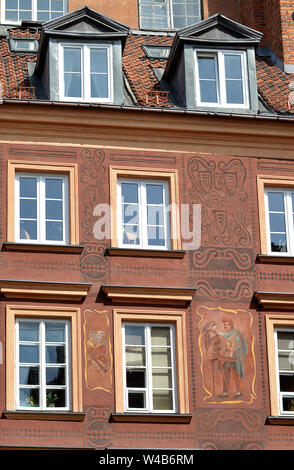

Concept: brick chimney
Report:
left=240, top=0, right=294, bottom=72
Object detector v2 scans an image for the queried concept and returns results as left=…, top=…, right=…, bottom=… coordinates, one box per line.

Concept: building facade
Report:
left=0, top=0, right=294, bottom=452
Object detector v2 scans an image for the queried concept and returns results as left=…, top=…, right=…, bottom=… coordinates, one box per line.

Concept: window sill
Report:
left=2, top=410, right=85, bottom=421
left=257, top=254, right=294, bottom=264
left=105, top=247, right=185, bottom=259
left=110, top=413, right=192, bottom=424
left=266, top=416, right=294, bottom=425
left=2, top=242, right=84, bottom=254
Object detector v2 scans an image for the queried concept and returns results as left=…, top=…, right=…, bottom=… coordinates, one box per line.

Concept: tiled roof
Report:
left=0, top=25, right=294, bottom=114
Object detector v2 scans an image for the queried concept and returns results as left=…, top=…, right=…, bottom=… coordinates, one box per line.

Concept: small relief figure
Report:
left=218, top=318, right=248, bottom=400
left=202, top=321, right=222, bottom=397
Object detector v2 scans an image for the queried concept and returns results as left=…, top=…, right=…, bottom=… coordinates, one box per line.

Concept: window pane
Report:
left=20, top=220, right=37, bottom=240
left=269, top=213, right=286, bottom=233
left=121, top=183, right=138, bottom=204
left=46, top=366, right=65, bottom=385
left=6, top=10, right=18, bottom=20
left=19, top=322, right=39, bottom=342
left=125, top=325, right=145, bottom=345
left=64, top=73, right=82, bottom=98
left=279, top=351, right=294, bottom=371
left=122, top=204, right=139, bottom=224
left=224, top=54, right=242, bottom=79
left=91, top=74, right=109, bottom=99
left=152, top=368, right=172, bottom=388
left=151, top=347, right=171, bottom=367
left=282, top=397, right=294, bottom=412
left=198, top=57, right=216, bottom=80
left=90, top=49, right=108, bottom=74
left=147, top=205, right=164, bottom=226
left=37, top=11, right=49, bottom=20
left=52, top=0, right=63, bottom=11
left=46, top=221, right=63, bottom=241
left=123, top=224, right=140, bottom=245
left=19, top=345, right=39, bottom=363
left=20, top=0, right=31, bottom=9
left=19, top=388, right=39, bottom=407
left=152, top=390, right=173, bottom=410
left=20, top=177, right=37, bottom=198
left=46, top=389, right=65, bottom=407
left=19, top=10, right=32, bottom=19
left=46, top=345, right=65, bottom=363
left=20, top=199, right=37, bottom=219
left=151, top=327, right=170, bottom=346
left=278, top=332, right=294, bottom=350
left=64, top=48, right=81, bottom=73
left=199, top=80, right=218, bottom=103
left=280, top=374, right=294, bottom=392
left=226, top=79, right=244, bottom=105
left=19, top=366, right=39, bottom=385
left=45, top=322, right=65, bottom=342
left=37, top=0, right=49, bottom=10
left=126, top=370, right=145, bottom=388
left=268, top=192, right=285, bottom=212
left=128, top=391, right=145, bottom=409
left=146, top=184, right=163, bottom=204
left=45, top=178, right=63, bottom=199
left=6, top=0, right=18, bottom=9
left=125, top=346, right=146, bottom=367
left=147, top=226, right=165, bottom=246
left=46, top=200, right=63, bottom=220
left=270, top=233, right=287, bottom=252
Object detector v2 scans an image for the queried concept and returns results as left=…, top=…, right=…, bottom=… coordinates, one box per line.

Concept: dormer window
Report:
left=139, top=0, right=201, bottom=30
left=195, top=50, right=249, bottom=108
left=2, top=0, right=66, bottom=23
left=60, top=44, right=113, bottom=103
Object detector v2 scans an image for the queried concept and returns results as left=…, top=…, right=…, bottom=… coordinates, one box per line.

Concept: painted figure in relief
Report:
left=219, top=318, right=248, bottom=399
left=199, top=308, right=254, bottom=403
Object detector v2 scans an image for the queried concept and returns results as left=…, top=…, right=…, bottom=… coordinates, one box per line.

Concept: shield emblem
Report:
left=213, top=210, right=227, bottom=234
left=198, top=171, right=212, bottom=194
left=224, top=172, right=237, bottom=196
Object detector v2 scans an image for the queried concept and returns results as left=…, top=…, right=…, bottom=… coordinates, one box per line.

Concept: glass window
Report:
left=265, top=189, right=294, bottom=255
left=275, top=328, right=294, bottom=415
left=16, top=319, right=70, bottom=411
left=15, top=173, right=68, bottom=245
left=61, top=44, right=112, bottom=103
left=196, top=50, right=248, bottom=108
left=123, top=323, right=176, bottom=412
left=139, top=0, right=201, bottom=30
left=4, top=0, right=66, bottom=22
left=117, top=179, right=170, bottom=250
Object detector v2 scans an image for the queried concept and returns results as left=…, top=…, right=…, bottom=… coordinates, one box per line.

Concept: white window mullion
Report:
left=218, top=52, right=227, bottom=106
left=140, top=182, right=148, bottom=249
left=146, top=324, right=152, bottom=412
left=40, top=320, right=46, bottom=410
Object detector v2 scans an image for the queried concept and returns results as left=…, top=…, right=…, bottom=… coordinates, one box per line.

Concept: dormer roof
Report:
left=164, top=13, right=263, bottom=78
left=35, top=6, right=130, bottom=73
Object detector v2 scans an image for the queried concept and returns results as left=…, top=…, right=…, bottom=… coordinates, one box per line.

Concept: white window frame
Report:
left=59, top=43, right=113, bottom=104
left=264, top=188, right=294, bottom=256
left=195, top=49, right=249, bottom=109
left=1, top=0, right=67, bottom=24
left=117, top=178, right=170, bottom=250
left=139, top=0, right=201, bottom=30
left=15, top=172, right=69, bottom=245
left=122, top=322, right=177, bottom=413
left=15, top=318, right=71, bottom=412
left=274, top=327, right=294, bottom=416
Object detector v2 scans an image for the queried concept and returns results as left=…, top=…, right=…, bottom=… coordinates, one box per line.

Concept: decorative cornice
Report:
left=0, top=279, right=91, bottom=301
left=100, top=285, right=196, bottom=305
left=255, top=291, right=294, bottom=309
